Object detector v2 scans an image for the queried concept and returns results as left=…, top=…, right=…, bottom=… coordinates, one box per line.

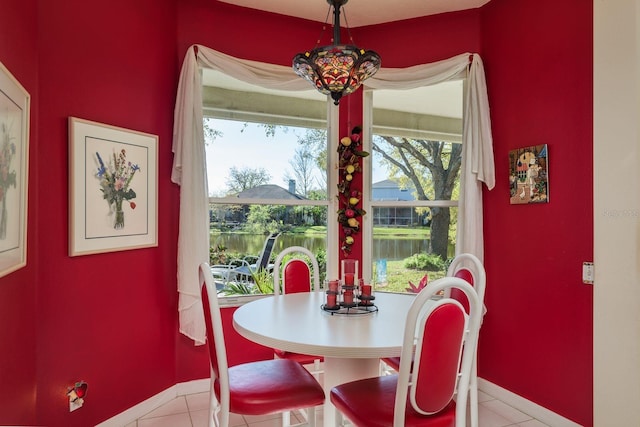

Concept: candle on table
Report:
left=328, top=280, right=339, bottom=292
left=362, top=285, right=372, bottom=296
left=344, top=273, right=354, bottom=286
left=343, top=291, right=354, bottom=304
left=327, top=293, right=337, bottom=307
left=341, top=259, right=358, bottom=285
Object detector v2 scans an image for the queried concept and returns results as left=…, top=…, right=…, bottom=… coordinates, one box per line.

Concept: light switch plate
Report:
left=582, top=262, right=594, bottom=284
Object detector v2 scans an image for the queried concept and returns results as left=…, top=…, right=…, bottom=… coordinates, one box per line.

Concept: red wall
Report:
left=32, top=0, right=180, bottom=425
left=0, top=0, right=38, bottom=423
left=480, top=1, right=593, bottom=425
left=176, top=0, right=323, bottom=68
left=358, top=9, right=481, bottom=67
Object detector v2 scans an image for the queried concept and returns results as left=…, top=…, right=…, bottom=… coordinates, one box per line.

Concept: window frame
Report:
left=361, top=86, right=464, bottom=286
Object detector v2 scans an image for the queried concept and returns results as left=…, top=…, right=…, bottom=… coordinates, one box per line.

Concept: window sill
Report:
left=218, top=293, right=273, bottom=308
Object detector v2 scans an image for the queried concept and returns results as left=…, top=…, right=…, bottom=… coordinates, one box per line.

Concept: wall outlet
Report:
left=69, top=397, right=84, bottom=412
left=582, top=262, right=594, bottom=284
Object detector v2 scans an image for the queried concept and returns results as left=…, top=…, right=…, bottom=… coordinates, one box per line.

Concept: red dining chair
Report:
left=272, top=247, right=324, bottom=426
left=199, top=263, right=325, bottom=427
left=445, top=253, right=486, bottom=316
left=331, top=276, right=482, bottom=427
left=272, top=247, right=324, bottom=373
left=380, top=252, right=487, bottom=427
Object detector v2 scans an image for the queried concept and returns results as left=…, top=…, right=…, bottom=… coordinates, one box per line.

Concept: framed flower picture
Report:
left=69, top=117, right=158, bottom=256
left=0, top=61, right=30, bottom=278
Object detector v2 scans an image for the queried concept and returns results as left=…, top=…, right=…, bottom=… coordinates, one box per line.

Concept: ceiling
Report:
left=218, top=0, right=491, bottom=27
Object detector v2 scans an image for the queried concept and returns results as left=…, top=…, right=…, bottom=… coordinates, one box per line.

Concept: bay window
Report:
left=172, top=46, right=494, bottom=343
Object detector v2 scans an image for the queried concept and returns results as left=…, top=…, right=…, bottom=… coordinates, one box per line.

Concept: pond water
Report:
left=211, top=233, right=432, bottom=261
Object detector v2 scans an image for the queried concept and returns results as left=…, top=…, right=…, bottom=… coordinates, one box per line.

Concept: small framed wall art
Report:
left=0, top=61, right=30, bottom=278
left=509, top=144, right=549, bottom=204
left=69, top=117, right=158, bottom=256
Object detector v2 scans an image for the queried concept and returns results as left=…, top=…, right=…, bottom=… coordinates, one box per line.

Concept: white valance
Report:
left=172, top=45, right=494, bottom=344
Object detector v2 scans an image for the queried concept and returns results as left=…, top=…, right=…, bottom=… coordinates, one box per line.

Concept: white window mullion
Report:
left=362, top=89, right=374, bottom=284
left=326, top=102, right=340, bottom=283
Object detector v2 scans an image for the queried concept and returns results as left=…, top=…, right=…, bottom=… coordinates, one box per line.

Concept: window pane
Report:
left=206, top=119, right=327, bottom=199
left=371, top=138, right=461, bottom=202
left=368, top=83, right=463, bottom=294
left=209, top=203, right=328, bottom=295
left=202, top=70, right=331, bottom=299
left=372, top=207, right=457, bottom=293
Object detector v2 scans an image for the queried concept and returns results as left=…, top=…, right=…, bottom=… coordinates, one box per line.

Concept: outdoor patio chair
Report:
left=211, top=232, right=280, bottom=286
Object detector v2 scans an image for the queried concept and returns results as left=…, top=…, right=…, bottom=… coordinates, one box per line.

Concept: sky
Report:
left=205, top=119, right=387, bottom=196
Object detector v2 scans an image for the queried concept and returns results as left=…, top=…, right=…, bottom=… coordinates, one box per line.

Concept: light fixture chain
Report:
left=316, top=4, right=333, bottom=46
left=341, top=7, right=356, bottom=45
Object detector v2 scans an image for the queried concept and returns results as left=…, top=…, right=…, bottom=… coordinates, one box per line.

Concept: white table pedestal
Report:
left=321, top=357, right=380, bottom=427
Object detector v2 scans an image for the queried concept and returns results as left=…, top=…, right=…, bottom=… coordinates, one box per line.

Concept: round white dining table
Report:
left=232, top=291, right=417, bottom=427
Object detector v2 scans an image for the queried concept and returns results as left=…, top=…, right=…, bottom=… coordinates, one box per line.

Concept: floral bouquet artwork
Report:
left=95, top=149, right=140, bottom=229
left=0, top=120, right=17, bottom=240
left=337, top=126, right=369, bottom=255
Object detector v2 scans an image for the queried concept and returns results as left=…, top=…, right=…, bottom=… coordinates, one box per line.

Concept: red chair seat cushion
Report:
left=330, top=375, right=456, bottom=427
left=274, top=349, right=324, bottom=365
left=215, top=359, right=325, bottom=415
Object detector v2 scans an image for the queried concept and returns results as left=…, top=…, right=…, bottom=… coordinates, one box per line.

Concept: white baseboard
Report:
left=176, top=378, right=210, bottom=396
left=95, top=379, right=210, bottom=427
left=478, top=378, right=583, bottom=427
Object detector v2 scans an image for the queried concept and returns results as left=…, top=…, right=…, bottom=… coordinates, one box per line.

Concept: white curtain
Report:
left=172, top=45, right=494, bottom=344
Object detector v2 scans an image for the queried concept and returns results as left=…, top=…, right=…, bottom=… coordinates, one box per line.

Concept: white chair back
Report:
left=199, top=263, right=231, bottom=427
left=446, top=253, right=486, bottom=427
left=394, top=277, right=482, bottom=427
left=272, top=246, right=320, bottom=295
left=446, top=252, right=486, bottom=305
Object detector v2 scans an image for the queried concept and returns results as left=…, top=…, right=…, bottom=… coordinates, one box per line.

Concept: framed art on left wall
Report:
left=69, top=117, right=158, bottom=256
left=0, top=61, right=30, bottom=278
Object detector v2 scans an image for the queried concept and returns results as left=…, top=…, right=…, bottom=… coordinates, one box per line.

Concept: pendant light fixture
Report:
left=293, top=0, right=381, bottom=105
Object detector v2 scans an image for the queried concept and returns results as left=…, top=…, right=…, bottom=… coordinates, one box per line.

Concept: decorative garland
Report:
left=337, top=126, right=369, bottom=255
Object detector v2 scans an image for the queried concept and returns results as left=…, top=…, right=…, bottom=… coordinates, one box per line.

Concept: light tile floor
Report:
left=127, top=388, right=551, bottom=427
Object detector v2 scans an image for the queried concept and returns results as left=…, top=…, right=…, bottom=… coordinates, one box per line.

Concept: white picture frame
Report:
left=0, top=61, right=30, bottom=278
left=69, top=117, right=158, bottom=256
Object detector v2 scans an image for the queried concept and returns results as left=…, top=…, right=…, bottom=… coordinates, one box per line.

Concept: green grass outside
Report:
left=289, top=225, right=327, bottom=235
left=377, top=259, right=446, bottom=293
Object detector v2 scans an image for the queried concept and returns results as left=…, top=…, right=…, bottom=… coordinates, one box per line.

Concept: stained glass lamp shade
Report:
left=293, top=0, right=381, bottom=105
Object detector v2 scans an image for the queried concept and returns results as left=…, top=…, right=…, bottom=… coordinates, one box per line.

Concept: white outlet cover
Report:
left=69, top=397, right=84, bottom=412
left=582, top=262, right=594, bottom=284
